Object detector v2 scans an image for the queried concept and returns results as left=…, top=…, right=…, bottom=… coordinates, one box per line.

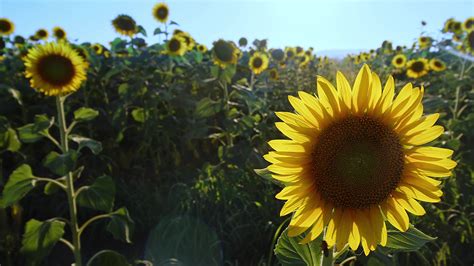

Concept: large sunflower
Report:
left=112, top=15, right=137, bottom=37
left=152, top=3, right=169, bottom=23
left=35, top=29, right=49, bottom=40
left=392, top=54, right=407, bottom=69
left=212, top=39, right=239, bottom=68
left=53, top=27, right=67, bottom=40
left=24, top=42, right=88, bottom=96
left=429, top=58, right=446, bottom=72
left=0, top=18, right=15, bottom=36
left=249, top=52, right=269, bottom=75
left=165, top=35, right=187, bottom=56
left=265, top=65, right=455, bottom=255
left=406, top=58, right=429, bottom=79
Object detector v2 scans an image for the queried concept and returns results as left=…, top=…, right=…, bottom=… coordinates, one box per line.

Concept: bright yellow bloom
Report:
left=35, top=29, right=49, bottom=40
left=112, top=15, right=137, bottom=37
left=212, top=39, right=239, bottom=68
left=298, top=54, right=311, bottom=68
left=418, top=36, right=432, bottom=49
left=463, top=17, right=474, bottom=32
left=406, top=58, right=429, bottom=79
left=429, top=58, right=446, bottom=72
left=24, top=42, right=88, bottom=96
left=249, top=52, right=269, bottom=75
left=174, top=31, right=195, bottom=51
left=392, top=54, right=407, bottom=69
left=285, top=47, right=296, bottom=59
left=0, top=18, right=15, bottom=36
left=269, top=68, right=279, bottom=80
left=52, top=27, right=66, bottom=40
left=91, top=43, right=104, bottom=54
left=152, top=3, right=169, bottom=23
left=265, top=65, right=455, bottom=255
left=165, top=35, right=188, bottom=56
left=197, top=44, right=208, bottom=53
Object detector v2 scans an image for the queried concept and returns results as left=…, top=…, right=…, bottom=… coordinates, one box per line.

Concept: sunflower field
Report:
left=0, top=4, right=473, bottom=266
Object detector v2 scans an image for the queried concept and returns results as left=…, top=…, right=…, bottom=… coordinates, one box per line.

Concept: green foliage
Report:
left=383, top=225, right=437, bottom=252
left=42, top=150, right=78, bottom=176
left=1, top=164, right=37, bottom=207
left=77, top=176, right=115, bottom=212
left=106, top=207, right=134, bottom=243
left=74, top=107, right=99, bottom=122
left=20, top=219, right=65, bottom=263
left=274, top=228, right=322, bottom=266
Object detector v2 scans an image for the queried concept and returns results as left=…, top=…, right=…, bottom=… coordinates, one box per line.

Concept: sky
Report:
left=1, top=0, right=473, bottom=53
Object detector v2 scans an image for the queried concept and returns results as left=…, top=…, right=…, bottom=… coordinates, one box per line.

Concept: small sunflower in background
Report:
left=285, top=47, right=296, bottom=59
left=23, top=42, right=88, bottom=96
left=212, top=39, right=239, bottom=68
left=72, top=45, right=90, bottom=63
left=463, top=17, right=474, bottom=32
left=265, top=64, right=455, bottom=254
left=406, top=58, right=429, bottom=78
left=295, top=46, right=304, bottom=56
left=429, top=58, right=446, bottom=72
left=13, top=35, right=26, bottom=47
left=175, top=31, right=195, bottom=51
left=35, top=29, right=49, bottom=40
left=197, top=44, right=208, bottom=53
left=298, top=54, right=311, bottom=68
left=443, top=18, right=455, bottom=32
left=238, top=37, right=248, bottom=47
left=91, top=43, right=104, bottom=55
left=153, top=3, right=169, bottom=23
left=0, top=18, right=15, bottom=36
left=305, top=50, right=312, bottom=56
left=53, top=27, right=67, bottom=41
left=464, top=31, right=474, bottom=54
left=165, top=35, right=187, bottom=56
left=451, top=21, right=463, bottom=35
left=418, top=36, right=432, bottom=49
left=392, top=54, right=407, bottom=68
left=249, top=52, right=269, bottom=75
left=112, top=14, right=137, bottom=37
left=271, top=49, right=285, bottom=62
left=269, top=68, right=279, bottom=81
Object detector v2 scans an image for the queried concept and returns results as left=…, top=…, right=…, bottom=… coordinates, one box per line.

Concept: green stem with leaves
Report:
left=56, top=96, right=82, bottom=266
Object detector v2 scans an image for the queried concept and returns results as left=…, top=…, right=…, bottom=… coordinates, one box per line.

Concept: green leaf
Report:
left=77, top=176, right=115, bottom=212
left=210, top=65, right=220, bottom=78
left=0, top=128, right=21, bottom=152
left=170, top=20, right=179, bottom=26
left=17, top=115, right=54, bottom=143
left=20, top=219, right=65, bottom=262
left=42, top=150, right=79, bottom=176
left=153, top=27, right=163, bottom=35
left=33, top=114, right=54, bottom=132
left=131, top=108, right=147, bottom=123
left=44, top=166, right=84, bottom=195
left=195, top=98, right=222, bottom=118
left=107, top=207, right=134, bottom=243
left=137, top=25, right=147, bottom=37
left=254, top=168, right=284, bottom=187
left=70, top=134, right=103, bottom=154
left=274, top=228, right=322, bottom=266
left=382, top=225, right=436, bottom=252
left=1, top=164, right=37, bottom=207
left=87, top=250, right=130, bottom=266
left=74, top=107, right=99, bottom=122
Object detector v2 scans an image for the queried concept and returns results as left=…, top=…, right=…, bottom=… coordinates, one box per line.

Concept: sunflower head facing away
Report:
left=165, top=35, right=188, bottom=56
left=0, top=18, right=15, bottom=36
left=465, top=31, right=474, bottom=54
left=53, top=27, right=67, bottom=40
left=212, top=39, right=239, bottom=68
left=249, top=52, right=269, bottom=75
left=269, top=68, right=279, bottom=81
left=265, top=64, right=456, bottom=255
left=298, top=54, right=311, bottom=68
left=443, top=18, right=455, bottom=33
left=153, top=3, right=169, bottom=23
left=463, top=17, right=474, bottom=32
left=392, top=54, right=407, bottom=69
left=35, top=29, right=49, bottom=40
left=112, top=15, right=137, bottom=37
left=271, top=49, right=285, bottom=62
left=406, top=58, right=429, bottom=78
left=429, top=58, right=446, bottom=72
left=24, top=42, right=88, bottom=96
left=238, top=37, right=248, bottom=47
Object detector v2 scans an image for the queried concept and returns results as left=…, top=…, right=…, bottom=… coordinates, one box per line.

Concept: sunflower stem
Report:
left=320, top=228, right=334, bottom=266
left=56, top=96, right=82, bottom=266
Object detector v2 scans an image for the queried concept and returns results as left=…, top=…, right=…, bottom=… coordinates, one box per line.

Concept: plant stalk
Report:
left=56, top=96, right=82, bottom=266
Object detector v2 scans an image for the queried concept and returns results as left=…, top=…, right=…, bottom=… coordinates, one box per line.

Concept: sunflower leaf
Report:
left=74, top=107, right=99, bottom=122
left=20, top=219, right=65, bottom=263
left=106, top=207, right=134, bottom=243
left=1, top=164, right=37, bottom=207
left=77, top=176, right=115, bottom=212
left=274, top=228, right=322, bottom=266
left=381, top=225, right=436, bottom=252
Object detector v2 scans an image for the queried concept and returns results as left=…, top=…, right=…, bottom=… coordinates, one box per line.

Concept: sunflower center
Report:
left=286, top=51, right=294, bottom=58
left=115, top=17, right=136, bottom=31
left=253, top=57, right=263, bottom=68
left=37, top=30, right=47, bottom=37
left=37, top=54, right=76, bottom=86
left=312, top=115, right=404, bottom=209
left=214, top=41, right=234, bottom=62
left=156, top=7, right=168, bottom=19
left=55, top=30, right=65, bottom=39
left=411, top=61, right=425, bottom=72
left=396, top=58, right=403, bottom=64
left=0, top=21, right=12, bottom=32
left=169, top=39, right=181, bottom=52
left=434, top=61, right=442, bottom=68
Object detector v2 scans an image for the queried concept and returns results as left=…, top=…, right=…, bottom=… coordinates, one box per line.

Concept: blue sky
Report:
left=1, top=0, right=473, bottom=52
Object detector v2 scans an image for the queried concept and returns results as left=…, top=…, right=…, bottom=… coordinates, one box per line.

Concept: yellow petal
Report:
left=317, top=76, right=341, bottom=117
left=275, top=184, right=314, bottom=200
left=275, top=111, right=313, bottom=129
left=368, top=206, right=384, bottom=250
left=336, top=210, right=352, bottom=250
left=347, top=210, right=360, bottom=251
left=392, top=191, right=426, bottom=216
left=325, top=208, right=342, bottom=247
left=383, top=197, right=409, bottom=232
left=367, top=72, right=382, bottom=114
left=403, top=125, right=444, bottom=146
left=268, top=140, right=309, bottom=153
left=288, top=96, right=319, bottom=128
left=407, top=146, right=454, bottom=159
left=399, top=113, right=439, bottom=137
left=355, top=209, right=373, bottom=255
left=275, top=122, right=312, bottom=143
left=300, top=203, right=332, bottom=244
left=288, top=198, right=323, bottom=237
left=280, top=196, right=304, bottom=216
left=375, top=75, right=395, bottom=115
left=397, top=183, right=441, bottom=203
left=352, top=64, right=372, bottom=114
left=336, top=71, right=352, bottom=114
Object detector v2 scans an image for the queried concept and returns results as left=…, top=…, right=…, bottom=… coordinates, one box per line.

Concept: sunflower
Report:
left=197, top=44, right=207, bottom=53
left=174, top=31, right=195, bottom=51
left=285, top=47, right=296, bottom=59
left=406, top=58, right=429, bottom=79
left=392, top=54, right=407, bottom=69
left=14, top=35, right=25, bottom=47
left=452, top=22, right=463, bottom=35
left=269, top=68, right=279, bottom=81
left=298, top=54, right=311, bottom=68
left=443, top=18, right=455, bottom=33
left=24, top=42, right=88, bottom=96
left=238, top=37, right=248, bottom=47
left=212, top=39, right=239, bottom=68
left=53, top=27, right=67, bottom=40
left=152, top=3, right=169, bottom=23
left=112, top=15, right=137, bottom=36
left=418, top=36, right=432, bottom=49
left=165, top=35, right=187, bottom=56
left=271, top=49, right=285, bottom=62
left=35, top=29, right=49, bottom=40
left=429, top=58, right=446, bottom=72
left=463, top=17, right=474, bottom=32
left=295, top=46, right=304, bottom=56
left=0, top=18, right=15, bottom=36
left=249, top=52, right=269, bottom=75
left=265, top=64, right=455, bottom=255
left=91, top=43, right=103, bottom=54
left=465, top=31, right=474, bottom=54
